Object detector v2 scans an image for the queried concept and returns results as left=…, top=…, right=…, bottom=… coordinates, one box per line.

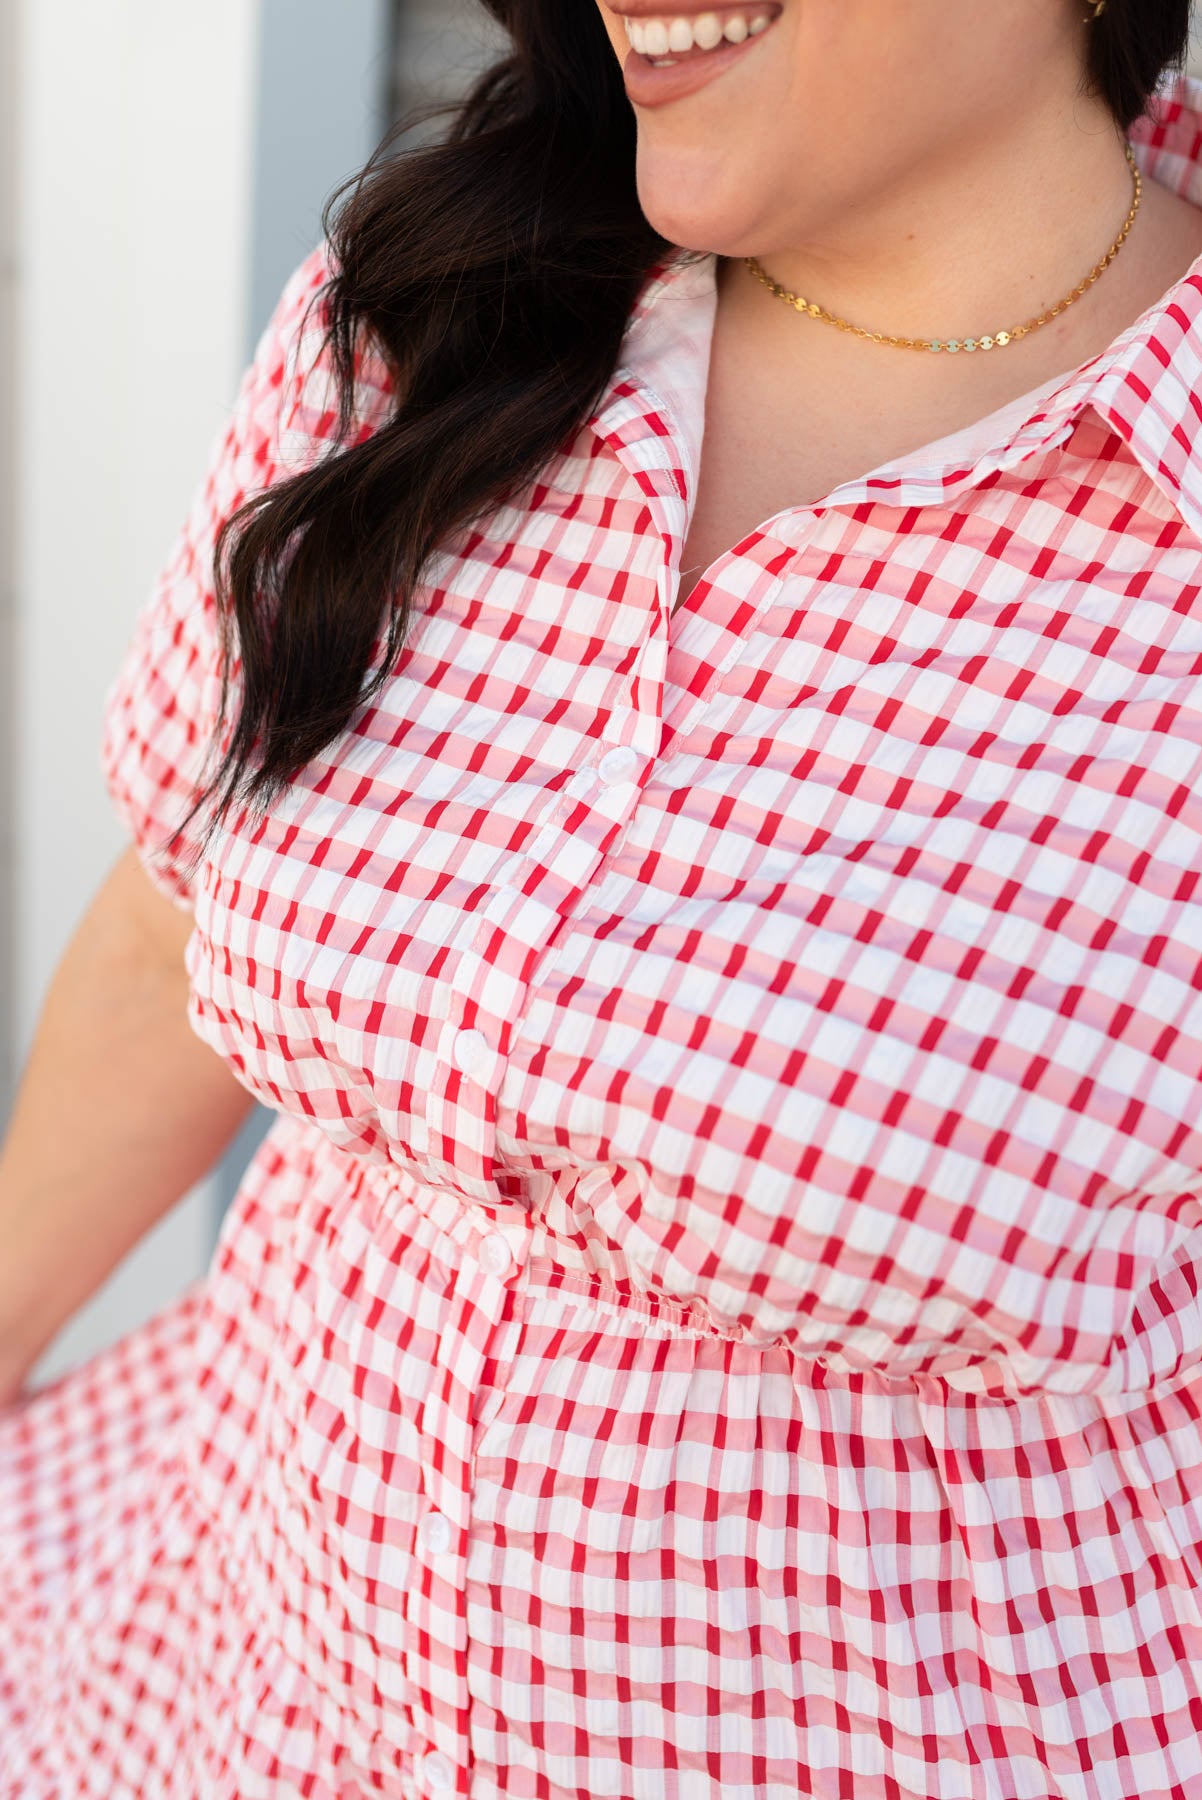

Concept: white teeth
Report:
left=624, top=10, right=776, bottom=59
left=693, top=12, right=724, bottom=48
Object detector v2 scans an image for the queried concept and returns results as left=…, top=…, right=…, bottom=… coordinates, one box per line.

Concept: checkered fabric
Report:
left=7, top=69, right=1202, bottom=1800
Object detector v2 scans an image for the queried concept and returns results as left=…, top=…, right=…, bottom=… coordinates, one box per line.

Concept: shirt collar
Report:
left=613, top=71, right=1202, bottom=535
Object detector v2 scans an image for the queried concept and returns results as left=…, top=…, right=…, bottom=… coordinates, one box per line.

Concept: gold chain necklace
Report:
left=743, top=142, right=1142, bottom=355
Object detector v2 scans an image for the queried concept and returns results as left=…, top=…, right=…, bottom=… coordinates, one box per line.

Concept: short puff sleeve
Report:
left=99, top=242, right=395, bottom=908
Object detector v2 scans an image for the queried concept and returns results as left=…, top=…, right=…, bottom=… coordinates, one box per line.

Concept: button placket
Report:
left=564, top=765, right=601, bottom=803
left=406, top=1221, right=529, bottom=1790
left=472, top=618, right=665, bottom=908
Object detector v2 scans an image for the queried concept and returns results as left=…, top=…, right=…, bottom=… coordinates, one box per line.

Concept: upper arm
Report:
left=105, top=842, right=198, bottom=970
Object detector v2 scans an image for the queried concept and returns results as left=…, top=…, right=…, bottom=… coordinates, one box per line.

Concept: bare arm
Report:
left=0, top=845, right=255, bottom=1404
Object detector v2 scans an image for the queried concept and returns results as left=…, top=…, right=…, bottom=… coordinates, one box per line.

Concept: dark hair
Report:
left=1087, top=0, right=1192, bottom=130
left=193, top=0, right=1194, bottom=837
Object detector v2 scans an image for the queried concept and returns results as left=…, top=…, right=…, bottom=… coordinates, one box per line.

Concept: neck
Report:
left=747, top=94, right=1134, bottom=349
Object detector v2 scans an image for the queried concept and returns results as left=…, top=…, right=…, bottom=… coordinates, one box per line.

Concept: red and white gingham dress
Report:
left=7, top=72, right=1202, bottom=1800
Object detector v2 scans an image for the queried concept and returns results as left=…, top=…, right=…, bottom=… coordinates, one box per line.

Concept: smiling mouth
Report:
left=621, top=8, right=782, bottom=67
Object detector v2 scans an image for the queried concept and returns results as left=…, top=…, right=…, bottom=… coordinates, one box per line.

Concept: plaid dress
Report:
left=6, top=70, right=1202, bottom=1800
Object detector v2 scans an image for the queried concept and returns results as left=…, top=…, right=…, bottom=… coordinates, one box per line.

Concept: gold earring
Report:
left=1088, top=0, right=1107, bottom=16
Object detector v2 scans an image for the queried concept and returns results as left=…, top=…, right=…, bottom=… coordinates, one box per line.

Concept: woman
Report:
left=3, top=0, right=1202, bottom=1792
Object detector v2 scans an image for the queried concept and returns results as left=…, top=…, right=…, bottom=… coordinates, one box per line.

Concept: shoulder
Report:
left=255, top=242, right=398, bottom=477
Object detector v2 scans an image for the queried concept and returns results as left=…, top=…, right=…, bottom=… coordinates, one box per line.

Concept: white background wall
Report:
left=15, top=1, right=261, bottom=1387
left=0, top=0, right=16, bottom=1127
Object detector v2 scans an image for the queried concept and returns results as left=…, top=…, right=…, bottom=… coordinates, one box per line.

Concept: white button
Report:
left=597, top=745, right=640, bottom=787
left=477, top=1233, right=513, bottom=1277
left=419, top=1510, right=453, bottom=1555
left=451, top=1028, right=489, bottom=1075
left=420, top=1750, right=456, bottom=1791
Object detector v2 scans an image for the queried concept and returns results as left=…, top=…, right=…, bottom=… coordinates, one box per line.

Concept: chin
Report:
left=633, top=143, right=783, bottom=259
left=636, top=178, right=758, bottom=259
